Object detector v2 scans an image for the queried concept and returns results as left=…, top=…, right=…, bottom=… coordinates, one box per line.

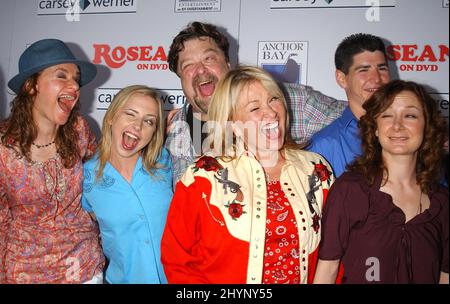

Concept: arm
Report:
left=313, top=259, right=341, bottom=284
left=161, top=179, right=209, bottom=283
left=281, top=83, right=347, bottom=143
left=77, top=115, right=97, bottom=162
left=439, top=272, right=449, bottom=284
left=166, top=108, right=181, bottom=134
left=0, top=162, right=11, bottom=283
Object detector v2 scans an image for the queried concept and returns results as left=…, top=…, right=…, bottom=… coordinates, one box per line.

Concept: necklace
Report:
left=32, top=140, right=55, bottom=149
left=265, top=172, right=279, bottom=184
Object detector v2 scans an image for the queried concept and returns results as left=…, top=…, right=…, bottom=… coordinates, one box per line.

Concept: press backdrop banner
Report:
left=0, top=0, right=448, bottom=134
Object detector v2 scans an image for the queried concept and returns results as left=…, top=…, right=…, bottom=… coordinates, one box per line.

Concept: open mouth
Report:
left=197, top=80, right=216, bottom=97
left=261, top=121, right=280, bottom=140
left=57, top=94, right=77, bottom=113
left=122, top=131, right=140, bottom=151
left=389, top=136, right=408, bottom=141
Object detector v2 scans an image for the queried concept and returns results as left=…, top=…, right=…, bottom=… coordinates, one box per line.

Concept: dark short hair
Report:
left=335, top=33, right=387, bottom=74
left=348, top=80, right=448, bottom=193
left=167, top=21, right=230, bottom=75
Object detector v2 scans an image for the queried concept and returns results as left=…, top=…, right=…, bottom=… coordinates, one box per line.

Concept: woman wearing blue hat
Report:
left=0, top=39, right=105, bottom=283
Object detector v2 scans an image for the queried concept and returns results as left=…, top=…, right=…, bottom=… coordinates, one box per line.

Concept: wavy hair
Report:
left=167, top=21, right=230, bottom=75
left=206, top=65, right=303, bottom=160
left=0, top=73, right=82, bottom=168
left=348, top=80, right=448, bottom=193
left=95, top=85, right=165, bottom=181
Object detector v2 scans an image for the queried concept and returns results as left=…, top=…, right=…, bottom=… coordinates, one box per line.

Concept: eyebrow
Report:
left=124, top=108, right=157, bottom=117
left=180, top=48, right=219, bottom=63
left=354, top=62, right=388, bottom=70
left=405, top=105, right=421, bottom=110
left=246, top=99, right=259, bottom=106
left=204, top=48, right=220, bottom=54
left=55, top=67, right=81, bottom=78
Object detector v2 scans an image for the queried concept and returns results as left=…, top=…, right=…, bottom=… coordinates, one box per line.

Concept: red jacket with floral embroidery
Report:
left=161, top=149, right=333, bottom=284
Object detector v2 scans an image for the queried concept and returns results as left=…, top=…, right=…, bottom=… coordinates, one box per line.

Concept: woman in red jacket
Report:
left=161, top=66, right=334, bottom=284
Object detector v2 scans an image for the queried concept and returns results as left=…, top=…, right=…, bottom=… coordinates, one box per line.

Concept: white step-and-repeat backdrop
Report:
left=0, top=0, right=448, bottom=136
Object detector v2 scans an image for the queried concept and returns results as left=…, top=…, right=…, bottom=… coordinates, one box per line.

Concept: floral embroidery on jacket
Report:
left=192, top=156, right=223, bottom=173
left=193, top=157, right=248, bottom=222
left=225, top=200, right=247, bottom=220
left=306, top=160, right=332, bottom=233
left=312, top=160, right=332, bottom=186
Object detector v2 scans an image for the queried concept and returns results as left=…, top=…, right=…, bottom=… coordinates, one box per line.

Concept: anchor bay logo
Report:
left=37, top=0, right=137, bottom=16
left=258, top=41, right=308, bottom=85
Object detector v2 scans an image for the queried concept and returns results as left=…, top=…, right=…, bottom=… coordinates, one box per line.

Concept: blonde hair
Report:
left=95, top=85, right=165, bottom=181
left=207, top=65, right=302, bottom=159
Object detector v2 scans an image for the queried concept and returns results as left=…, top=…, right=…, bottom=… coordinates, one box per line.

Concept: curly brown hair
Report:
left=167, top=21, right=230, bottom=75
left=348, top=80, right=448, bottom=193
left=0, top=73, right=82, bottom=169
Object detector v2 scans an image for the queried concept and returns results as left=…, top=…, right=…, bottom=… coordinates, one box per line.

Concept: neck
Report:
left=257, top=150, right=285, bottom=177
left=348, top=102, right=365, bottom=120
left=34, top=120, right=58, bottom=144
left=110, top=153, right=139, bottom=181
left=382, top=152, right=418, bottom=186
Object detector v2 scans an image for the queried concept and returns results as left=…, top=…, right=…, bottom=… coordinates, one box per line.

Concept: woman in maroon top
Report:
left=314, top=80, right=449, bottom=284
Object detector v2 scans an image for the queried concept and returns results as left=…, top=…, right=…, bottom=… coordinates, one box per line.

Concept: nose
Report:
left=68, top=77, right=80, bottom=91
left=370, top=69, right=382, bottom=84
left=392, top=116, right=404, bottom=130
left=263, top=104, right=278, bottom=119
left=132, top=120, right=143, bottom=131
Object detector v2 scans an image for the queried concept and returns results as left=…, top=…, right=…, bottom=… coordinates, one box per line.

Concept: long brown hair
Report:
left=0, top=73, right=82, bottom=168
left=348, top=80, right=448, bottom=193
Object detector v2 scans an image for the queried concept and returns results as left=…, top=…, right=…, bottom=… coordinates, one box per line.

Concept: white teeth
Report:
left=58, top=95, right=75, bottom=100
left=263, top=121, right=279, bottom=130
left=124, top=132, right=138, bottom=139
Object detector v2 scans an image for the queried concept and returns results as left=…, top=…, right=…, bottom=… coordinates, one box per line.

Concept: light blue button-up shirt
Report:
left=307, top=106, right=362, bottom=178
left=82, top=149, right=173, bottom=284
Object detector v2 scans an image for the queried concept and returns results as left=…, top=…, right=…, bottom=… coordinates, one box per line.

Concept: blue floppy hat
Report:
left=8, top=38, right=97, bottom=94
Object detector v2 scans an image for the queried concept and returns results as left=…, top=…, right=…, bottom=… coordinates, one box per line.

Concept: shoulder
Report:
left=312, top=117, right=343, bottom=140
left=330, top=171, right=369, bottom=195
left=73, top=114, right=89, bottom=130
left=284, top=149, right=333, bottom=179
left=431, top=186, right=449, bottom=209
left=83, top=153, right=99, bottom=171
left=180, top=155, right=226, bottom=186
left=158, top=147, right=171, bottom=163
left=286, top=149, right=328, bottom=165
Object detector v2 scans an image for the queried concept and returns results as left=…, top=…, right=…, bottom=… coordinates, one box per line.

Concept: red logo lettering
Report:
left=387, top=44, right=449, bottom=63
left=93, top=44, right=168, bottom=69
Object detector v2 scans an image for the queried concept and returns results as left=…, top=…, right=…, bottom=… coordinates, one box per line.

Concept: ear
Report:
left=335, top=69, right=347, bottom=90
left=24, top=78, right=37, bottom=95
left=375, top=129, right=379, bottom=137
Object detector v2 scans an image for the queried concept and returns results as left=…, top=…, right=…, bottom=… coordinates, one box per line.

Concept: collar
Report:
left=341, top=106, right=358, bottom=130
